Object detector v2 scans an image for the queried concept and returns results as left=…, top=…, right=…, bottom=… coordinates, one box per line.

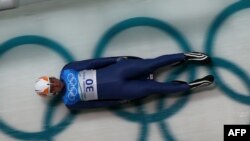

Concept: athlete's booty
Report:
left=189, top=75, right=214, bottom=90
left=184, top=52, right=211, bottom=64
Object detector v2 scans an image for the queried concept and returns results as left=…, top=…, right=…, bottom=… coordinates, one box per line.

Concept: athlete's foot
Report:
left=189, top=75, right=214, bottom=90
left=184, top=52, right=211, bottom=64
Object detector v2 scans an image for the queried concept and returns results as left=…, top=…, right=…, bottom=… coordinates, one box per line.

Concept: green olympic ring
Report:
left=0, top=35, right=76, bottom=140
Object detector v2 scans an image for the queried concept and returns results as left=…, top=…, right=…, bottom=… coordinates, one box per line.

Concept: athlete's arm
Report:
left=62, top=57, right=121, bottom=71
left=65, top=100, right=126, bottom=110
left=62, top=56, right=143, bottom=71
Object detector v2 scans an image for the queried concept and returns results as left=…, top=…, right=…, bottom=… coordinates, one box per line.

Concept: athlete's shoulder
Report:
left=61, top=59, right=93, bottom=70
left=116, top=56, right=143, bottom=61
left=60, top=69, right=75, bottom=80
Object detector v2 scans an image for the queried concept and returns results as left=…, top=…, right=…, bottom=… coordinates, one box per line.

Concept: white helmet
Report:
left=35, top=76, right=53, bottom=97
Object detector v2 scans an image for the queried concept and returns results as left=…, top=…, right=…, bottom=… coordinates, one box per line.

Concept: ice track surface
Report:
left=0, top=0, right=250, bottom=141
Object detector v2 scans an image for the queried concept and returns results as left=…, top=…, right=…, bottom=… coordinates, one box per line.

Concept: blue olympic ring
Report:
left=0, top=35, right=76, bottom=140
left=205, top=0, right=250, bottom=105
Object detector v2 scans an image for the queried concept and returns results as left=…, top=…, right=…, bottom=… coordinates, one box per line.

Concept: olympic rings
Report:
left=0, top=35, right=76, bottom=140
left=205, top=0, right=250, bottom=105
left=0, top=1, right=249, bottom=140
left=67, top=73, right=77, bottom=85
left=67, top=73, right=78, bottom=101
left=94, top=17, right=195, bottom=122
left=210, top=57, right=250, bottom=104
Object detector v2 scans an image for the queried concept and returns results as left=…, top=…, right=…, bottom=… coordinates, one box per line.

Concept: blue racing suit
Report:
left=60, top=53, right=190, bottom=110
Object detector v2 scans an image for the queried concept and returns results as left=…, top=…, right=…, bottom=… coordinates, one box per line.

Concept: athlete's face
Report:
left=49, top=77, right=64, bottom=95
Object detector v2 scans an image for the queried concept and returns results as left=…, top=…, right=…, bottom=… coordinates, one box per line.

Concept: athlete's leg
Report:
left=112, top=80, right=190, bottom=100
left=122, top=52, right=211, bottom=78
left=97, top=74, right=214, bottom=100
left=141, top=52, right=212, bottom=72
left=121, top=53, right=186, bottom=78
left=118, top=75, right=214, bottom=100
